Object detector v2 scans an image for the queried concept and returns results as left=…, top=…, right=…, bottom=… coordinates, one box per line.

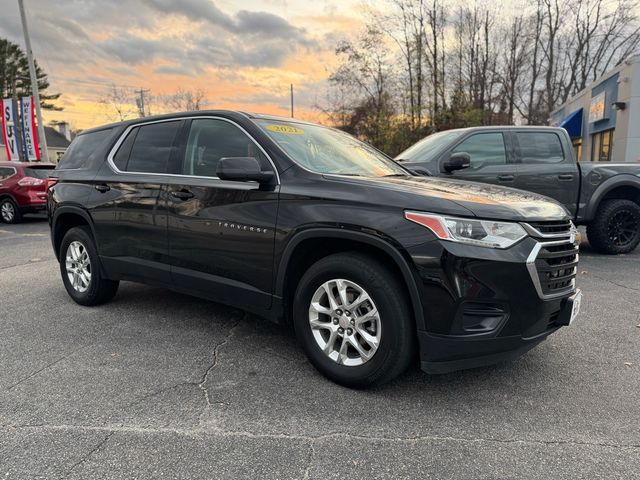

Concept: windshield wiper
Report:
left=382, top=173, right=409, bottom=177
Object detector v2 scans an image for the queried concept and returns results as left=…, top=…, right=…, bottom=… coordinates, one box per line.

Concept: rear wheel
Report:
left=0, top=198, right=21, bottom=224
left=587, top=199, right=640, bottom=254
left=293, top=252, right=414, bottom=388
left=59, top=226, right=119, bottom=305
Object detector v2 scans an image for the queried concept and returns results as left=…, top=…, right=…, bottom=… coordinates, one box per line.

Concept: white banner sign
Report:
left=2, top=99, right=21, bottom=161
left=20, top=96, right=40, bottom=161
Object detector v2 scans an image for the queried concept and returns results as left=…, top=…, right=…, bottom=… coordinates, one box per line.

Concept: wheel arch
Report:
left=275, top=228, right=425, bottom=331
left=52, top=206, right=96, bottom=260
left=584, top=175, right=640, bottom=221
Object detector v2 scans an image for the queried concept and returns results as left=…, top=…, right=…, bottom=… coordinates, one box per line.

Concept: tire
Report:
left=0, top=198, right=22, bottom=224
left=59, top=226, right=119, bottom=306
left=293, top=252, right=415, bottom=388
left=586, top=199, right=640, bottom=254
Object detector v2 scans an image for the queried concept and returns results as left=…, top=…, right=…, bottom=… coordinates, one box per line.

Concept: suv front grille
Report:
left=527, top=220, right=573, bottom=235
left=524, top=220, right=578, bottom=299
left=534, top=242, right=579, bottom=296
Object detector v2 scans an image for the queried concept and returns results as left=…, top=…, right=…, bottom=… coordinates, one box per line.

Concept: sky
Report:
left=0, top=0, right=366, bottom=129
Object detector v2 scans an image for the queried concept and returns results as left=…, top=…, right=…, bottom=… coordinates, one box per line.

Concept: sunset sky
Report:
left=0, top=0, right=367, bottom=129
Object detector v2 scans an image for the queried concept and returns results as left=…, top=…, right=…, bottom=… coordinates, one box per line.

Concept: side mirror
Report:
left=216, top=157, right=274, bottom=183
left=442, top=152, right=471, bottom=173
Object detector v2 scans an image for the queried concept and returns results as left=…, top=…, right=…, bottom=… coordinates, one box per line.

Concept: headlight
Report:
left=405, top=211, right=527, bottom=249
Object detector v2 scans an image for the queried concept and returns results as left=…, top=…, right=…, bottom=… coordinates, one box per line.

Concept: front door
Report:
left=164, top=117, right=279, bottom=310
left=512, top=130, right=580, bottom=216
left=445, top=132, right=519, bottom=187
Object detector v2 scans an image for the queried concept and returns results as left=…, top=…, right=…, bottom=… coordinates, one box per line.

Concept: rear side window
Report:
left=451, top=133, right=506, bottom=168
left=58, top=128, right=114, bottom=170
left=122, top=121, right=181, bottom=174
left=0, top=167, right=16, bottom=180
left=24, top=167, right=55, bottom=179
left=517, top=132, right=565, bottom=164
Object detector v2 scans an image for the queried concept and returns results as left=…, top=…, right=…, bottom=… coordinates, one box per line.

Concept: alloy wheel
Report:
left=65, top=241, right=92, bottom=293
left=308, top=279, right=381, bottom=366
left=1, top=201, right=15, bottom=222
left=607, top=209, right=639, bottom=247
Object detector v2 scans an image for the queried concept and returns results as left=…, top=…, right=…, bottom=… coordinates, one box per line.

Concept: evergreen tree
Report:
left=0, top=38, right=61, bottom=110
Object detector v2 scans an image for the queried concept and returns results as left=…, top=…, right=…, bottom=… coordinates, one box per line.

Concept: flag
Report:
left=1, top=98, right=21, bottom=161
left=20, top=96, right=40, bottom=161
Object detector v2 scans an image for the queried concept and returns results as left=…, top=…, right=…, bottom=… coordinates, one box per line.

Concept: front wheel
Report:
left=59, top=226, right=119, bottom=305
left=587, top=199, right=640, bottom=254
left=293, top=252, right=415, bottom=388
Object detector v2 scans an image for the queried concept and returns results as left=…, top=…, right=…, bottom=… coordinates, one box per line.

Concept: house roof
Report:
left=43, top=126, right=71, bottom=148
left=0, top=126, right=71, bottom=149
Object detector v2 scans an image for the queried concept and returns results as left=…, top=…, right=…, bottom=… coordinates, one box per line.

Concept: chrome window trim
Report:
left=526, top=239, right=578, bottom=300
left=106, top=116, right=281, bottom=184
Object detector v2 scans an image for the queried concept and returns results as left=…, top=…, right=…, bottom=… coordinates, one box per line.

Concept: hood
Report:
left=329, top=174, right=569, bottom=222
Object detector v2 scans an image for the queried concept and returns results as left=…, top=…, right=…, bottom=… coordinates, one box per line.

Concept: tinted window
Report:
left=451, top=133, right=506, bottom=168
left=517, top=132, right=565, bottom=164
left=0, top=167, right=16, bottom=180
left=112, top=127, right=138, bottom=171
left=126, top=121, right=181, bottom=174
left=183, top=119, right=270, bottom=177
left=24, top=166, right=55, bottom=179
left=58, top=128, right=114, bottom=170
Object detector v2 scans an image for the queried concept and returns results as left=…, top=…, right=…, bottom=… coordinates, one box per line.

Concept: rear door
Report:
left=512, top=130, right=580, bottom=216
left=444, top=131, right=518, bottom=187
left=92, top=119, right=184, bottom=283
left=164, top=117, right=279, bottom=310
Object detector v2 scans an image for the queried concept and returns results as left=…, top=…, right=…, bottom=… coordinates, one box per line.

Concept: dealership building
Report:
left=550, top=55, right=640, bottom=163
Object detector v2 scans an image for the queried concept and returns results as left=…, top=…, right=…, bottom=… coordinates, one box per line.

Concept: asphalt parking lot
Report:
left=1, top=217, right=639, bottom=479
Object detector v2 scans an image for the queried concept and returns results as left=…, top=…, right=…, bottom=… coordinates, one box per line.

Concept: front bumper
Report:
left=407, top=234, right=579, bottom=374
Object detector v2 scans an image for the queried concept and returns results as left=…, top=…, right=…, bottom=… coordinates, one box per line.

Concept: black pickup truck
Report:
left=397, top=126, right=640, bottom=254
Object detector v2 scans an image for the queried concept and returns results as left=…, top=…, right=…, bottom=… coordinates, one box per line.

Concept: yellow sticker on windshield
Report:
left=266, top=124, right=304, bottom=135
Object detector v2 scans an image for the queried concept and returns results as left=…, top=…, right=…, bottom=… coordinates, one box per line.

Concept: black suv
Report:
left=49, top=111, right=581, bottom=387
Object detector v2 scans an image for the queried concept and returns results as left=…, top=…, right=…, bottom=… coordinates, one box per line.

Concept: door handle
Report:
left=497, top=175, right=515, bottom=182
left=558, top=174, right=574, bottom=181
left=95, top=184, right=110, bottom=193
left=170, top=189, right=195, bottom=201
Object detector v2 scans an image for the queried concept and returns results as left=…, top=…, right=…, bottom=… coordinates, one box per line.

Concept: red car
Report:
left=0, top=161, right=57, bottom=224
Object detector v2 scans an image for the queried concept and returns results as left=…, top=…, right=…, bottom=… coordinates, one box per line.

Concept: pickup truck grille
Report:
left=524, top=221, right=578, bottom=298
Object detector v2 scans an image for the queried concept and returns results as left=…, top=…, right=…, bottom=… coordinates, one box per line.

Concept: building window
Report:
left=591, top=129, right=614, bottom=162
left=572, top=138, right=582, bottom=162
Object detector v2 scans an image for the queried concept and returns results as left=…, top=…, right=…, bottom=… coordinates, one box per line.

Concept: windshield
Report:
left=395, top=130, right=464, bottom=163
left=256, top=120, right=409, bottom=177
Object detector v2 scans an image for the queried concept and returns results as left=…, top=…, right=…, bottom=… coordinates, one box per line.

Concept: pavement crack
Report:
left=0, top=258, right=55, bottom=271
left=302, top=440, right=315, bottom=480
left=587, top=273, right=640, bottom=293
left=3, top=424, right=640, bottom=451
left=198, top=314, right=244, bottom=415
left=60, top=431, right=114, bottom=479
left=5, top=345, right=90, bottom=392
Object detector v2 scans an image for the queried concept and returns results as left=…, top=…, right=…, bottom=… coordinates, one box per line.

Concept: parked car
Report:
left=48, top=112, right=581, bottom=387
left=0, top=161, right=57, bottom=223
left=396, top=126, right=640, bottom=254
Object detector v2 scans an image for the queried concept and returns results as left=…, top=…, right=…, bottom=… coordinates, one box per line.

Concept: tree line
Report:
left=324, top=0, right=640, bottom=155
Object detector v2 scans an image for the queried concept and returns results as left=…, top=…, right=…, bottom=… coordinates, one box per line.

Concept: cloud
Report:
left=140, top=0, right=232, bottom=27
left=100, top=35, right=181, bottom=65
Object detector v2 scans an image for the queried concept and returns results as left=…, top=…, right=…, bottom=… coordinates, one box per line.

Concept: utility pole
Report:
left=136, top=88, right=150, bottom=117
left=290, top=84, right=294, bottom=118
left=18, top=0, right=48, bottom=162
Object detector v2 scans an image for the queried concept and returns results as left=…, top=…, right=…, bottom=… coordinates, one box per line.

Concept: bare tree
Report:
left=162, top=88, right=207, bottom=112
left=99, top=84, right=138, bottom=122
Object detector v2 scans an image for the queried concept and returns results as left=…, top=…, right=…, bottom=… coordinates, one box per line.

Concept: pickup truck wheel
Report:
left=587, top=199, right=640, bottom=254
left=293, top=252, right=414, bottom=388
left=59, top=226, right=120, bottom=305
